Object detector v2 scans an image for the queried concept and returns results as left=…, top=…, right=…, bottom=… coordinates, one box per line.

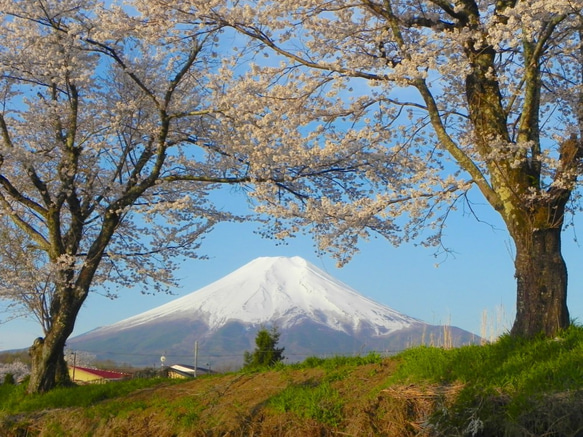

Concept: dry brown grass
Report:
left=3, top=356, right=582, bottom=437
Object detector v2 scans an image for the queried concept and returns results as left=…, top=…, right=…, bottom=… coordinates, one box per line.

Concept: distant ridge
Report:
left=69, top=256, right=478, bottom=367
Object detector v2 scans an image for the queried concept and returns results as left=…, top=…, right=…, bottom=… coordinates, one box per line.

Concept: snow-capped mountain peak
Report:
left=100, top=256, right=419, bottom=336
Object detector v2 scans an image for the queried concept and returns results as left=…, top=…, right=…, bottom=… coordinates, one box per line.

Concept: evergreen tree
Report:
left=244, top=326, right=285, bottom=369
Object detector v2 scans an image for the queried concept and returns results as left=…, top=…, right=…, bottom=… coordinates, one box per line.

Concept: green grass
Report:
left=289, top=352, right=383, bottom=370
left=2, top=328, right=583, bottom=435
left=0, top=377, right=182, bottom=414
left=389, top=325, right=583, bottom=393
left=263, top=353, right=383, bottom=427
left=388, top=324, right=583, bottom=435
left=267, top=380, right=344, bottom=426
left=239, top=352, right=383, bottom=375
left=83, top=392, right=203, bottom=428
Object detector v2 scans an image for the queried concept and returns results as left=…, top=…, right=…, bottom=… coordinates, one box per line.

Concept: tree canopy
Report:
left=193, top=0, right=583, bottom=338
left=0, top=0, right=231, bottom=392
left=0, top=0, right=369, bottom=393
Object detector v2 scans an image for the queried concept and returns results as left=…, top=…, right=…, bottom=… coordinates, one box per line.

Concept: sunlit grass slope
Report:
left=1, top=325, right=582, bottom=436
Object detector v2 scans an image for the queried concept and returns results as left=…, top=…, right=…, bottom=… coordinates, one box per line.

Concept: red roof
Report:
left=71, top=366, right=129, bottom=379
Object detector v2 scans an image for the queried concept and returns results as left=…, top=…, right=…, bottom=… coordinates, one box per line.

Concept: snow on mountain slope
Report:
left=95, top=256, right=420, bottom=336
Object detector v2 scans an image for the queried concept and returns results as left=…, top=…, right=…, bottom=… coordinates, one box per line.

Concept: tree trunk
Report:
left=28, top=334, right=72, bottom=393
left=511, top=227, right=570, bottom=338
left=27, top=284, right=84, bottom=393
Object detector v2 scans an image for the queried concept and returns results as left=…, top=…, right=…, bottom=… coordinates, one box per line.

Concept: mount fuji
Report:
left=68, top=256, right=478, bottom=367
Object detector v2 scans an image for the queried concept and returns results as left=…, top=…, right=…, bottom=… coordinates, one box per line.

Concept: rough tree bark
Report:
left=27, top=283, right=87, bottom=393
left=506, top=171, right=576, bottom=338
left=28, top=337, right=71, bottom=393
left=511, top=227, right=569, bottom=337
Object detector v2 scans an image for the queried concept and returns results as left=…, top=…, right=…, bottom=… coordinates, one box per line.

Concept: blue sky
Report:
left=2, top=185, right=583, bottom=352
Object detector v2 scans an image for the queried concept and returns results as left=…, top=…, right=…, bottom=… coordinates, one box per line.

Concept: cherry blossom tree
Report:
left=0, top=0, right=376, bottom=394
left=0, top=360, right=30, bottom=384
left=0, top=0, right=229, bottom=393
left=184, top=0, right=583, bottom=338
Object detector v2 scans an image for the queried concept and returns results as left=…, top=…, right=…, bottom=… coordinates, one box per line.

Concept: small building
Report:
left=68, top=365, right=130, bottom=384
left=167, top=364, right=213, bottom=379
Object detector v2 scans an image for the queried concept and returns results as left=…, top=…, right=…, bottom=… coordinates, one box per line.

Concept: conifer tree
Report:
left=244, top=326, right=285, bottom=369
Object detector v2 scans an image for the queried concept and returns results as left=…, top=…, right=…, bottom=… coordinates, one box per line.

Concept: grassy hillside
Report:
left=2, top=326, right=583, bottom=436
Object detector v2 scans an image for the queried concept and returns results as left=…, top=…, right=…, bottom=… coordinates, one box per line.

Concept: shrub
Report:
left=3, top=374, right=15, bottom=385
